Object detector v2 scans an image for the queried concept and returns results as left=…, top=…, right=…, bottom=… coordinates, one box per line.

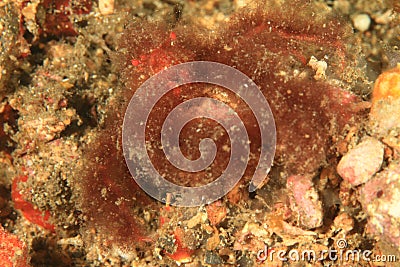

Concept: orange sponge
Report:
left=372, top=65, right=400, bottom=103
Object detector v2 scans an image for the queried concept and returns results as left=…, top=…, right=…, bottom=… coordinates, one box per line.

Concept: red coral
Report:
left=0, top=225, right=30, bottom=267
left=11, top=175, right=55, bottom=232
left=165, top=228, right=195, bottom=264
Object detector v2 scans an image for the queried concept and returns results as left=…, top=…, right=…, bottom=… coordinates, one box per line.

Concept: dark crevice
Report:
left=27, top=44, right=46, bottom=67
left=0, top=103, right=19, bottom=153
left=60, top=94, right=97, bottom=137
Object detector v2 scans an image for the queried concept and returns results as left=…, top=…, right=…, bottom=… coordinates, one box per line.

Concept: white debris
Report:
left=352, top=13, right=371, bottom=32
left=99, top=0, right=114, bottom=15
left=308, top=56, right=327, bottom=80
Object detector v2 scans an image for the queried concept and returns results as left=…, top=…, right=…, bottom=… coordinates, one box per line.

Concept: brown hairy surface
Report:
left=80, top=0, right=366, bottom=253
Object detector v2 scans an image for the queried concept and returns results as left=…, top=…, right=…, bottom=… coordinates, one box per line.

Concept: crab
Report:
left=79, top=0, right=369, bottom=262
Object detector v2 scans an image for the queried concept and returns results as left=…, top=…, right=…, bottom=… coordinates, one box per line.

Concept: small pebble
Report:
left=287, top=175, right=323, bottom=229
left=99, top=0, right=114, bottom=15
left=373, top=10, right=393, bottom=25
left=337, top=137, right=384, bottom=186
left=352, top=13, right=371, bottom=32
left=204, top=251, right=222, bottom=265
left=333, top=213, right=354, bottom=233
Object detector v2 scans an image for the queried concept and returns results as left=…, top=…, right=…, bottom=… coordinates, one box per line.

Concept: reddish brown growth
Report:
left=79, top=109, right=154, bottom=248
left=117, top=3, right=362, bottom=177
left=80, top=1, right=365, bottom=249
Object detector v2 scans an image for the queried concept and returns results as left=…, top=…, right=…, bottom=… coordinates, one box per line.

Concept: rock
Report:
left=204, top=251, right=223, bottom=265
left=287, top=175, right=323, bottom=229
left=352, top=13, right=371, bottom=32
left=206, top=201, right=227, bottom=226
left=333, top=212, right=354, bottom=233
left=337, top=137, right=384, bottom=186
left=359, top=161, right=400, bottom=251
left=372, top=10, right=393, bottom=25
